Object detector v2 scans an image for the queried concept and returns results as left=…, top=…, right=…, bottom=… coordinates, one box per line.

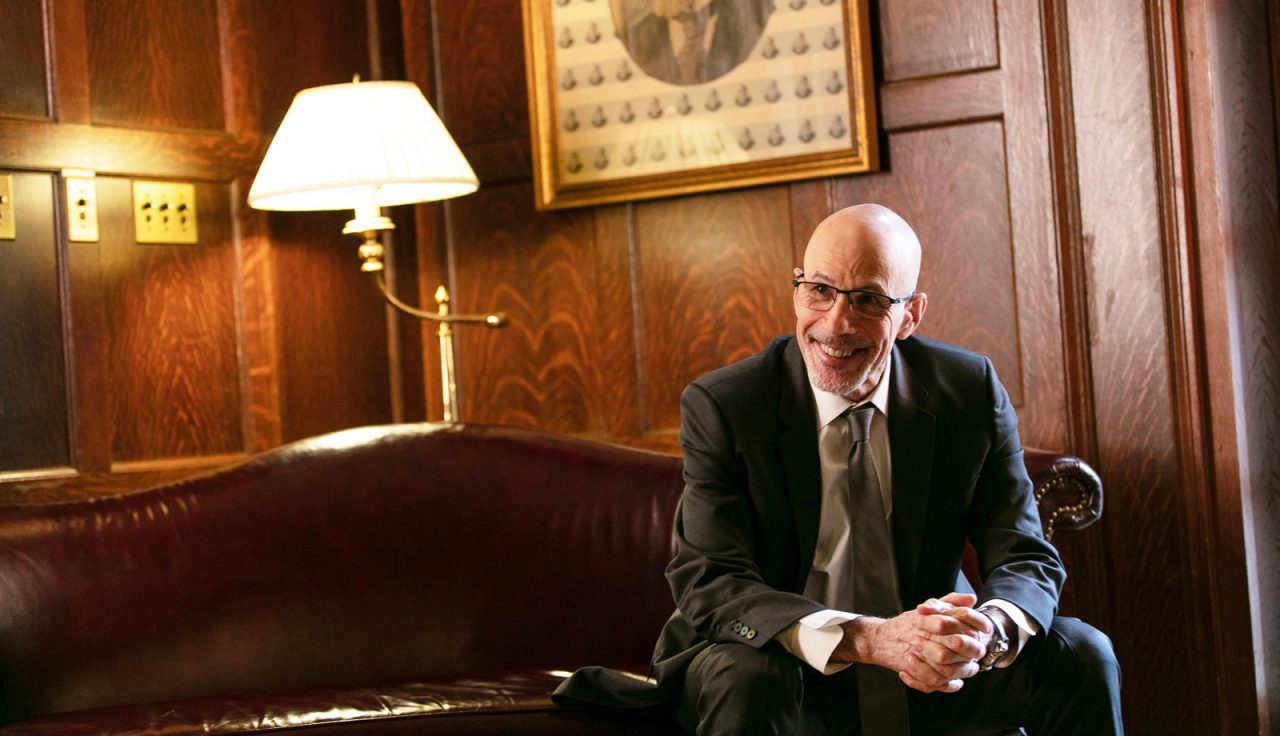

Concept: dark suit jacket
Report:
left=554, top=335, right=1065, bottom=708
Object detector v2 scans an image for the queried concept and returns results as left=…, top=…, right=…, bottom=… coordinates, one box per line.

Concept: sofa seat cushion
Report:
left=0, top=669, right=679, bottom=736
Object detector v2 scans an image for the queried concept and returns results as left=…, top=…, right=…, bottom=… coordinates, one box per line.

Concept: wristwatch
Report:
left=976, top=606, right=1012, bottom=671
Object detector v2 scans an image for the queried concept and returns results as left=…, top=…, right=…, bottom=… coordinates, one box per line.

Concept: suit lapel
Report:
left=888, top=344, right=935, bottom=602
left=778, top=339, right=822, bottom=587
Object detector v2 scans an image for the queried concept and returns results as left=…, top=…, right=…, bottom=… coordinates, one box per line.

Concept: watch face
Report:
left=979, top=638, right=1009, bottom=670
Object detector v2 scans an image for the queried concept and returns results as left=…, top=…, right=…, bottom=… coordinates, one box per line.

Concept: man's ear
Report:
left=896, top=292, right=927, bottom=339
left=793, top=267, right=804, bottom=279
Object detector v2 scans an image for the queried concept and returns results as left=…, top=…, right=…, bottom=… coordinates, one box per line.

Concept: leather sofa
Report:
left=0, top=423, right=1102, bottom=735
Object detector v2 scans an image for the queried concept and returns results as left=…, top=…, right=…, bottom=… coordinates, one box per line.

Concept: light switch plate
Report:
left=133, top=181, right=198, bottom=244
left=65, top=171, right=99, bottom=242
left=0, top=174, right=14, bottom=240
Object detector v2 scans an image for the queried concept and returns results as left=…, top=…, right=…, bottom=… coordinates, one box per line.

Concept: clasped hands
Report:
left=832, top=592, right=994, bottom=694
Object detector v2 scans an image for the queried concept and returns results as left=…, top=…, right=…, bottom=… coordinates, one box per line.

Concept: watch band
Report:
left=976, top=606, right=1012, bottom=671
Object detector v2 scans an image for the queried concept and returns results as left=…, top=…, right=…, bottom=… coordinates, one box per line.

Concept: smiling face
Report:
left=794, top=204, right=927, bottom=401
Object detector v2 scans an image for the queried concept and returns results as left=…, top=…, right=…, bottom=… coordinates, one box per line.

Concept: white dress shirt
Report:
left=775, top=361, right=1036, bottom=673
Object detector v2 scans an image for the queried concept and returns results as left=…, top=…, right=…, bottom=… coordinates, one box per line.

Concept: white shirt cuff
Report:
left=775, top=610, right=858, bottom=674
left=982, top=598, right=1038, bottom=666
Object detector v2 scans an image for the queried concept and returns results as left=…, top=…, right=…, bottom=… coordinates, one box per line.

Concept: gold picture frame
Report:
left=522, top=0, right=879, bottom=211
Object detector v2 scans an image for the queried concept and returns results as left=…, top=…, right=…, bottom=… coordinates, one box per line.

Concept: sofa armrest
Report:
left=1022, top=447, right=1104, bottom=542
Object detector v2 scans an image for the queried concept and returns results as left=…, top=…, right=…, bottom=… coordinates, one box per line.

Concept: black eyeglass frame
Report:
left=791, top=279, right=919, bottom=313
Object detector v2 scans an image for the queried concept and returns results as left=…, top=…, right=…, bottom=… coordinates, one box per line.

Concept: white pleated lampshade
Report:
left=247, top=80, right=478, bottom=211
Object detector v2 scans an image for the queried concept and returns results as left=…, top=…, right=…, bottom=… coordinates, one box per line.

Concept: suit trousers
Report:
left=674, top=617, right=1123, bottom=736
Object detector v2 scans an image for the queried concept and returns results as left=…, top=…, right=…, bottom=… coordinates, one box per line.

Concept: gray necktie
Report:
left=847, top=404, right=910, bottom=736
left=675, top=10, right=708, bottom=83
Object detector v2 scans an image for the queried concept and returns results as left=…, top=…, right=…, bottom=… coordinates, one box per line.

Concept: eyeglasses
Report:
left=792, top=279, right=918, bottom=319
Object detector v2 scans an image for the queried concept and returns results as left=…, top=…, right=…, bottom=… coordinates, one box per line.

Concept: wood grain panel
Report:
left=879, top=0, right=998, bottom=82
left=385, top=205, right=426, bottom=423
left=879, top=69, right=1003, bottom=132
left=0, top=173, right=70, bottom=472
left=227, top=0, right=370, bottom=135
left=1220, top=10, right=1280, bottom=732
left=86, top=0, right=225, bottom=131
left=434, top=0, right=529, bottom=145
left=0, top=0, right=50, bottom=119
left=448, top=183, right=637, bottom=435
left=788, top=180, right=833, bottom=267
left=270, top=210, right=393, bottom=442
left=589, top=203, right=644, bottom=438
left=1067, top=0, right=1195, bottom=730
left=832, top=122, right=1022, bottom=407
left=1181, top=1, right=1280, bottom=730
left=996, top=0, right=1067, bottom=452
left=48, top=0, right=92, bottom=124
left=0, top=119, right=259, bottom=179
left=236, top=175, right=282, bottom=452
left=96, top=178, right=242, bottom=462
left=635, top=187, right=795, bottom=431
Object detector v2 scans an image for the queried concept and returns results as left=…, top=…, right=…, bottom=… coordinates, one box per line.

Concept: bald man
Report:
left=555, top=204, right=1122, bottom=735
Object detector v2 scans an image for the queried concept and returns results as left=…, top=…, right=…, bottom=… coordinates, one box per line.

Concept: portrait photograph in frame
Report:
left=522, top=0, right=879, bottom=211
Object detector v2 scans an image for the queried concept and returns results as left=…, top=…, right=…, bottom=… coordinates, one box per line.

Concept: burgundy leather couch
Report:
left=0, top=423, right=1102, bottom=735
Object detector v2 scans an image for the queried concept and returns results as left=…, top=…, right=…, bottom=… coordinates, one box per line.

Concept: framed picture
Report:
left=522, top=0, right=879, bottom=211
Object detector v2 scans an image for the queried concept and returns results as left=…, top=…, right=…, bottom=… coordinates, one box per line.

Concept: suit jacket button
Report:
left=746, top=629, right=757, bottom=640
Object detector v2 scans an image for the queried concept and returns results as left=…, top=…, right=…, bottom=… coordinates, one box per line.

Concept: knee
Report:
left=680, top=643, right=805, bottom=735
left=1049, top=617, right=1121, bottom=685
left=691, top=642, right=803, bottom=697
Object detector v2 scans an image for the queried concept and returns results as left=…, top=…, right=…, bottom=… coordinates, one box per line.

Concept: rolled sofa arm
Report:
left=1022, top=447, right=1104, bottom=542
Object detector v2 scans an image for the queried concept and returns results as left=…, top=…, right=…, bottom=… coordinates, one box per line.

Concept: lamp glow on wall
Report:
left=247, top=77, right=506, bottom=424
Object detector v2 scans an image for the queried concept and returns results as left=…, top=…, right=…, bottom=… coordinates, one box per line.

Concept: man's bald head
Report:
left=802, top=203, right=922, bottom=298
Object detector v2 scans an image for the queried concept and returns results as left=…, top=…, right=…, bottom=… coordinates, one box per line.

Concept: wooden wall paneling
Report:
left=229, top=0, right=372, bottom=136
left=234, top=175, right=282, bottom=452
left=85, top=0, right=225, bottom=132
left=449, top=183, right=631, bottom=434
left=366, top=0, right=425, bottom=424
left=879, top=69, right=1004, bottom=131
left=47, top=0, right=91, bottom=124
left=410, top=202, right=448, bottom=421
left=0, top=173, right=71, bottom=473
left=433, top=0, right=530, bottom=149
left=994, top=0, right=1067, bottom=451
left=370, top=0, right=408, bottom=81
left=1036, top=0, right=1111, bottom=626
left=269, top=209, right=394, bottom=442
left=65, top=180, right=112, bottom=475
left=0, top=0, right=51, bottom=119
left=878, top=0, right=998, bottom=82
left=0, top=120, right=261, bottom=181
left=787, top=180, right=834, bottom=267
left=832, top=123, right=1022, bottom=408
left=96, top=177, right=243, bottom=465
left=1066, top=0, right=1198, bottom=731
left=1180, top=0, right=1280, bottom=731
left=634, top=187, right=795, bottom=432
left=384, top=206, right=426, bottom=423
left=1208, top=3, right=1280, bottom=728
left=588, top=203, right=644, bottom=439
left=400, top=0, right=449, bottom=421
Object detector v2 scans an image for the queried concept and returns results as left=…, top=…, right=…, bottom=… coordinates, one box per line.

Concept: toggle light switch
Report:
left=64, top=170, right=99, bottom=242
left=0, top=174, right=14, bottom=240
left=133, top=181, right=198, bottom=244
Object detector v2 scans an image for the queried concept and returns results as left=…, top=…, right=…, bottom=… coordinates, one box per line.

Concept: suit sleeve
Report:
left=969, top=359, right=1066, bottom=633
left=664, top=383, right=824, bottom=650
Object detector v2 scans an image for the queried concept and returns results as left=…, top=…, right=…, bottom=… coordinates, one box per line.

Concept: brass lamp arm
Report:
left=371, top=273, right=508, bottom=327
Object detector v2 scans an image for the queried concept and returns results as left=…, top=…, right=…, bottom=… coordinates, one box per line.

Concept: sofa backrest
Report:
left=0, top=423, right=684, bottom=723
